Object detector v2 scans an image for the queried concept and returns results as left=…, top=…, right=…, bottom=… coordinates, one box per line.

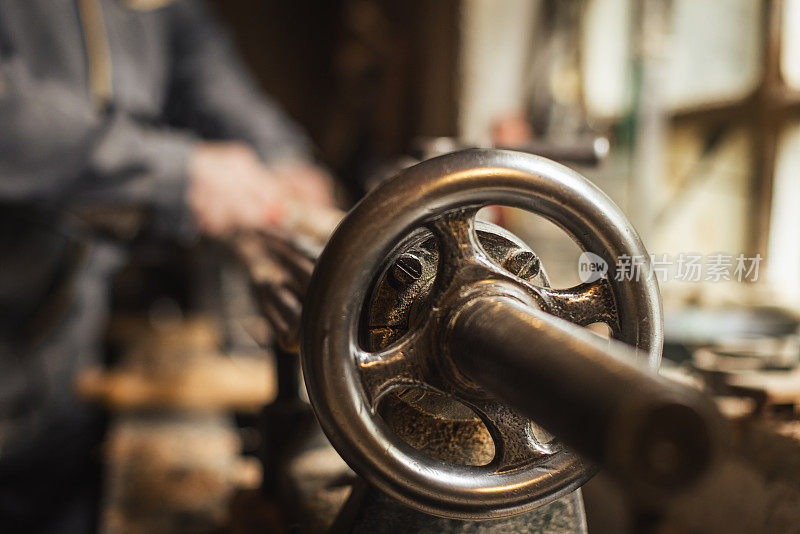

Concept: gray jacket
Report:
left=0, top=0, right=311, bottom=472
left=0, top=0, right=314, bottom=327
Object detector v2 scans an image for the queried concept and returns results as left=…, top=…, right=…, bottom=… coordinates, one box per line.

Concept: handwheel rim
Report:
left=301, top=149, right=663, bottom=519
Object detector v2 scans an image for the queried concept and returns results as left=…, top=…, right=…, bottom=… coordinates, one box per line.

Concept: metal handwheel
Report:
left=301, top=149, right=663, bottom=519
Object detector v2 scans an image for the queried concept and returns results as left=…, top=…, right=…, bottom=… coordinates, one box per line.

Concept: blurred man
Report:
left=0, top=0, right=334, bottom=531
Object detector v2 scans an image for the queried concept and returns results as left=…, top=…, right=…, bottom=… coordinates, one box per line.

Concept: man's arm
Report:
left=0, top=54, right=294, bottom=237
left=164, top=0, right=313, bottom=165
left=164, top=0, right=337, bottom=222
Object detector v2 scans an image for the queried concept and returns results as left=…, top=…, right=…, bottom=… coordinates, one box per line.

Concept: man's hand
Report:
left=188, top=142, right=289, bottom=236
left=270, top=160, right=336, bottom=208
left=187, top=141, right=341, bottom=239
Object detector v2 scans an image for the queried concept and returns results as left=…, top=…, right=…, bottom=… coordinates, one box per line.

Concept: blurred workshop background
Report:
left=217, top=0, right=798, bottom=302
left=2, top=0, right=800, bottom=533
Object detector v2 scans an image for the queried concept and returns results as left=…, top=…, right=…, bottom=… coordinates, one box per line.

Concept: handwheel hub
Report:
left=363, top=222, right=545, bottom=400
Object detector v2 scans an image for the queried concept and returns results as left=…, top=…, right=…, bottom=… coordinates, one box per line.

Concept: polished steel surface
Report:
left=301, top=149, right=663, bottom=519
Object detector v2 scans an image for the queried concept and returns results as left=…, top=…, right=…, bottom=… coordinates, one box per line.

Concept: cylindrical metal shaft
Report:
left=448, top=296, right=722, bottom=496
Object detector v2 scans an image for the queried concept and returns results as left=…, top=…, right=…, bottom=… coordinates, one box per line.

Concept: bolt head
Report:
left=390, top=253, right=424, bottom=286
left=504, top=250, right=539, bottom=279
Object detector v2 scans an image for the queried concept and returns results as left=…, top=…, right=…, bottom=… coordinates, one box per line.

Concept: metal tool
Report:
left=299, top=149, right=723, bottom=520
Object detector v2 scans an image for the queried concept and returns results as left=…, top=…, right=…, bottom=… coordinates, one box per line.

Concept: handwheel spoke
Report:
left=427, top=209, right=483, bottom=264
left=535, top=278, right=619, bottom=334
left=355, top=334, right=428, bottom=410
left=427, top=208, right=496, bottom=296
left=469, top=400, right=553, bottom=471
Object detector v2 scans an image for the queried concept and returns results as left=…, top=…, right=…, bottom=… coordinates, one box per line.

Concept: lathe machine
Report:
left=235, top=148, right=732, bottom=533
